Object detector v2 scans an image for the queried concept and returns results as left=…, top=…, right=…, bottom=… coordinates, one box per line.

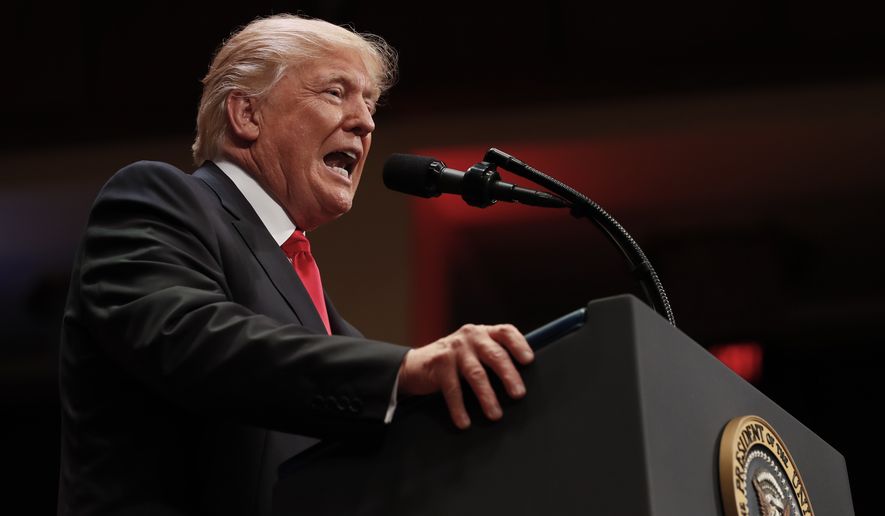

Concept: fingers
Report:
left=452, top=324, right=530, bottom=425
left=398, top=323, right=532, bottom=430
left=487, top=324, right=535, bottom=365
left=397, top=343, right=483, bottom=429
left=458, top=351, right=502, bottom=422
left=467, top=324, right=532, bottom=401
left=439, top=355, right=471, bottom=429
left=474, top=335, right=526, bottom=400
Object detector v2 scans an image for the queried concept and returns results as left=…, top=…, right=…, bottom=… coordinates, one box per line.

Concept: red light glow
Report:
left=709, top=341, right=764, bottom=383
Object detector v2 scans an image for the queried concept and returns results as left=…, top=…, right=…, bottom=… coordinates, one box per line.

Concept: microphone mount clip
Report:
left=461, top=161, right=500, bottom=208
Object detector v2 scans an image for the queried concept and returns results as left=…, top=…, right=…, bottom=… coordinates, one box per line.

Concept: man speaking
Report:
left=57, top=13, right=533, bottom=516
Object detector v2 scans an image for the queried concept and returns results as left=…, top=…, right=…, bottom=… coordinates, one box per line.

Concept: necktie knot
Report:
left=281, top=230, right=311, bottom=257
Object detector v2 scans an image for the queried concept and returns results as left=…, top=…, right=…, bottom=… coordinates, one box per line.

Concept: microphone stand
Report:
left=477, top=148, right=676, bottom=326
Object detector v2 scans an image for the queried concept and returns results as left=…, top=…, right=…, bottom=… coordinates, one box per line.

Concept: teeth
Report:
left=329, top=166, right=349, bottom=178
left=323, top=150, right=357, bottom=178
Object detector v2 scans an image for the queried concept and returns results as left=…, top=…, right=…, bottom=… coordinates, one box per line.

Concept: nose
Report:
left=344, top=98, right=376, bottom=137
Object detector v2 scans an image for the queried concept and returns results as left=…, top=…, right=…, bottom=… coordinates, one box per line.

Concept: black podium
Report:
left=273, top=295, right=854, bottom=515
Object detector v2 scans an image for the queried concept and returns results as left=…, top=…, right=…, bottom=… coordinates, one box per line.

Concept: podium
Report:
left=273, top=295, right=854, bottom=515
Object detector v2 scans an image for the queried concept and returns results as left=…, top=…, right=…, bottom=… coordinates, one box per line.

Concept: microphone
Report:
left=382, top=153, right=567, bottom=208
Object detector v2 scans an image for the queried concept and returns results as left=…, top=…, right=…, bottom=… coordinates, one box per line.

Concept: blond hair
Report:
left=192, top=14, right=397, bottom=164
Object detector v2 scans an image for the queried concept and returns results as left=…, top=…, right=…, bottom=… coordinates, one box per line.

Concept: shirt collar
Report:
left=212, top=158, right=296, bottom=246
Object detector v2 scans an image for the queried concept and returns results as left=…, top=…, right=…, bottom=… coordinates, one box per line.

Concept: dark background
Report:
left=2, top=1, right=882, bottom=513
left=4, top=1, right=883, bottom=149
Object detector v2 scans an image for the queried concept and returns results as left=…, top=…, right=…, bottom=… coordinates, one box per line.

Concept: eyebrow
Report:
left=322, top=72, right=380, bottom=101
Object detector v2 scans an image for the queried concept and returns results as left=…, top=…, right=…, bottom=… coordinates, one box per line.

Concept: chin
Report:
left=328, top=194, right=354, bottom=215
left=309, top=202, right=353, bottom=229
left=329, top=203, right=353, bottom=220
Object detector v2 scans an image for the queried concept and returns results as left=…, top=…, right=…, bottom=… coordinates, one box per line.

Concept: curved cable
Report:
left=484, top=148, right=675, bottom=326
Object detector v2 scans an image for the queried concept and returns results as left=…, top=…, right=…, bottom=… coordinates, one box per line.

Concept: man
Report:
left=58, top=14, right=533, bottom=516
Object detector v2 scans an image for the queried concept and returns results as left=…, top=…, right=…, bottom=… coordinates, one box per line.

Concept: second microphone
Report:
left=382, top=153, right=567, bottom=209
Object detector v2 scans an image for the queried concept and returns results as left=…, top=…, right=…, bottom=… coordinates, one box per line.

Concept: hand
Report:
left=397, top=324, right=534, bottom=429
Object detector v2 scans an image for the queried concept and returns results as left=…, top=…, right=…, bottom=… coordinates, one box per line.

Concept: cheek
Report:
left=350, top=161, right=367, bottom=190
left=350, top=136, right=371, bottom=188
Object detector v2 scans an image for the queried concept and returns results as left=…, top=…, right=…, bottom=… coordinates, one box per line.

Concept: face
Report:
left=249, top=48, right=379, bottom=230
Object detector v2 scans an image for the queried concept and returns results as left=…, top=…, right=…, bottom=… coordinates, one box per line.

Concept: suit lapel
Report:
left=193, top=162, right=329, bottom=334
left=325, top=295, right=362, bottom=337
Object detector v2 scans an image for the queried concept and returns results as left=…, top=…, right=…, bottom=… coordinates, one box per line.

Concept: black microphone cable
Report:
left=382, top=149, right=675, bottom=325
left=483, top=148, right=675, bottom=326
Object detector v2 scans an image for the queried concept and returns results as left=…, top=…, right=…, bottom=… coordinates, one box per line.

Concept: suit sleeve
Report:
left=73, top=161, right=409, bottom=437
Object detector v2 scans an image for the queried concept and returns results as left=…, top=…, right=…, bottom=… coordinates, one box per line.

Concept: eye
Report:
left=326, top=87, right=344, bottom=99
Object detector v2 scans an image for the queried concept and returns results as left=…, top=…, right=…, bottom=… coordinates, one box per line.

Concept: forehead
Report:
left=295, top=48, right=380, bottom=99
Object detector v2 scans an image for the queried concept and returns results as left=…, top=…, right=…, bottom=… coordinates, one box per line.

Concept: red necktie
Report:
left=281, top=230, right=331, bottom=334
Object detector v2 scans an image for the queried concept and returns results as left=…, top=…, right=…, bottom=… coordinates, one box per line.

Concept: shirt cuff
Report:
left=384, top=368, right=401, bottom=424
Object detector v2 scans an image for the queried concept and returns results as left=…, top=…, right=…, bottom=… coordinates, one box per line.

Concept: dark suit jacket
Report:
left=58, top=161, right=408, bottom=515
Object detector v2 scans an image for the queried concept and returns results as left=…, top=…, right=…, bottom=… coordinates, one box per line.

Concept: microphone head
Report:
left=383, top=153, right=446, bottom=198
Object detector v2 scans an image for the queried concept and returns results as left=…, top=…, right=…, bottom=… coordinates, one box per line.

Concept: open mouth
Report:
left=323, top=150, right=358, bottom=179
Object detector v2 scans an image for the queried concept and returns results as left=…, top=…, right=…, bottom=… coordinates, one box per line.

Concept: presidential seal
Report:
left=719, top=415, right=814, bottom=516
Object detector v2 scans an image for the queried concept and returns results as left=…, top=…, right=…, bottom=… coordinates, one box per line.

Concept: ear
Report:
left=226, top=92, right=260, bottom=142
